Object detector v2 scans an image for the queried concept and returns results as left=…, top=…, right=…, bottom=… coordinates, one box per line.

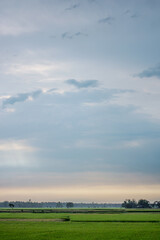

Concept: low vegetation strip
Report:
left=0, top=219, right=159, bottom=223
left=72, top=220, right=160, bottom=223
left=1, top=212, right=160, bottom=221
left=0, top=218, right=68, bottom=222
left=1, top=209, right=160, bottom=214
left=0, top=209, right=126, bottom=214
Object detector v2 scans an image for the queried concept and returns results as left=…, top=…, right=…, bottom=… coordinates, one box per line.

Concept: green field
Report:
left=0, top=209, right=160, bottom=240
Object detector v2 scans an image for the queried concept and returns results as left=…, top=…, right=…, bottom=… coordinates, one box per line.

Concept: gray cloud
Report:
left=123, top=9, right=130, bottom=15
left=65, top=4, right=80, bottom=11
left=66, top=79, right=98, bottom=88
left=62, top=32, right=71, bottom=39
left=123, top=10, right=138, bottom=18
left=62, top=32, right=88, bottom=39
left=131, top=13, right=139, bottom=18
left=137, top=65, right=160, bottom=79
left=1, top=88, right=159, bottom=176
left=88, top=0, right=96, bottom=2
left=74, top=32, right=88, bottom=37
left=2, top=90, right=42, bottom=108
left=0, top=0, right=160, bottom=201
left=47, top=88, right=57, bottom=93
left=98, top=16, right=114, bottom=24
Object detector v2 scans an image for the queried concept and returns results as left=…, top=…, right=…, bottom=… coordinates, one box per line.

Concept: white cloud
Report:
left=0, top=20, right=37, bottom=36
left=0, top=95, right=11, bottom=100
left=121, top=140, right=144, bottom=148
left=108, top=89, right=160, bottom=121
left=83, top=101, right=108, bottom=107
left=6, top=63, right=66, bottom=76
left=0, top=0, right=91, bottom=36
left=0, top=140, right=36, bottom=152
left=72, top=138, right=145, bottom=150
left=5, top=108, right=15, bottom=113
left=0, top=139, right=37, bottom=167
left=0, top=0, right=160, bottom=201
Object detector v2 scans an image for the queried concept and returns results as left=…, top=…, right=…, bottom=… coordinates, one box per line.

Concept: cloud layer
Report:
left=65, top=3, right=80, bottom=11
left=2, top=90, right=42, bottom=108
left=0, top=0, right=160, bottom=202
left=66, top=79, right=98, bottom=88
left=98, top=16, right=114, bottom=24
left=137, top=65, right=160, bottom=79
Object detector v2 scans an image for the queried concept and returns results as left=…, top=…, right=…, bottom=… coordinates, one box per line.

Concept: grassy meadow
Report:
left=0, top=208, right=160, bottom=240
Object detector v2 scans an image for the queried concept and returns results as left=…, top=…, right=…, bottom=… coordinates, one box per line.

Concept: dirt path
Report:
left=0, top=218, right=66, bottom=222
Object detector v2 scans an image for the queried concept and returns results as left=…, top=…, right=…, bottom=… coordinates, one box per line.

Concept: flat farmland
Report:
left=0, top=209, right=160, bottom=240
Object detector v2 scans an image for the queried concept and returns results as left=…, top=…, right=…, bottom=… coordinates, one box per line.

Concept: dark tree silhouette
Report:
left=56, top=202, right=63, bottom=208
left=153, top=201, right=160, bottom=208
left=137, top=199, right=151, bottom=208
left=122, top=199, right=137, bottom=208
left=66, top=202, right=74, bottom=208
left=9, top=203, right=14, bottom=208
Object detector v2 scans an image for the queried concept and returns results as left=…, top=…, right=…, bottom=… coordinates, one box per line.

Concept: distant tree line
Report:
left=1, top=200, right=159, bottom=209
left=0, top=201, right=121, bottom=208
left=122, top=199, right=160, bottom=208
left=7, top=202, right=75, bottom=209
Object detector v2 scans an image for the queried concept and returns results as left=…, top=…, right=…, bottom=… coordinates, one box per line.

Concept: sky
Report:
left=0, top=0, right=160, bottom=203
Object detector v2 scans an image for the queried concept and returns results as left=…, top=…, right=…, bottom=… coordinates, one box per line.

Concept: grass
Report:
left=0, top=209, right=160, bottom=240
left=0, top=211, right=160, bottom=222
left=70, top=212, right=160, bottom=222
left=0, top=212, right=68, bottom=219
left=0, top=221, right=160, bottom=240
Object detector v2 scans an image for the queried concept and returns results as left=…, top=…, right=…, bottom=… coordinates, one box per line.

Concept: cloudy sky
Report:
left=0, top=0, right=160, bottom=203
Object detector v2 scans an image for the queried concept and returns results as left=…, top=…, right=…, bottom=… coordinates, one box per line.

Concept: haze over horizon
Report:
left=0, top=0, right=160, bottom=203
